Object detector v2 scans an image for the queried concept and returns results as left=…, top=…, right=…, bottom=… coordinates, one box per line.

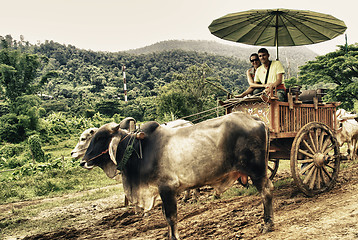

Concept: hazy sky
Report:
left=1, top=0, right=356, bottom=55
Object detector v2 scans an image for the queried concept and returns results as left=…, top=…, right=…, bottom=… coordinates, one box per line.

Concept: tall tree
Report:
left=157, top=63, right=224, bottom=121
left=0, top=40, right=41, bottom=103
left=298, top=44, right=358, bottom=110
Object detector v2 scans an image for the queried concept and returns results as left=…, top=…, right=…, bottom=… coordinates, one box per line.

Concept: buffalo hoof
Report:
left=260, top=222, right=274, bottom=233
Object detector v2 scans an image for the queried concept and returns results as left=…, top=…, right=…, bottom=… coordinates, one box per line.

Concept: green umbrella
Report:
left=208, top=9, right=347, bottom=59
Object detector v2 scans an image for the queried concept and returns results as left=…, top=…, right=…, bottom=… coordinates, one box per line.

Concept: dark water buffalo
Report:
left=81, top=112, right=273, bottom=239
left=72, top=118, right=195, bottom=208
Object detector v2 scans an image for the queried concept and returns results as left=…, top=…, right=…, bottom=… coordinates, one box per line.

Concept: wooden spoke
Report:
left=319, top=167, right=327, bottom=187
left=308, top=131, right=317, bottom=152
left=318, top=130, right=326, bottom=151
left=316, top=168, right=322, bottom=189
left=303, top=166, right=315, bottom=185
left=302, top=139, right=316, bottom=155
left=298, top=149, right=314, bottom=158
left=309, top=168, right=317, bottom=190
left=323, top=146, right=334, bottom=155
left=314, top=128, right=320, bottom=152
left=322, top=166, right=333, bottom=181
left=321, top=137, right=332, bottom=152
left=325, top=164, right=335, bottom=170
left=299, top=162, right=314, bottom=175
left=297, top=158, right=314, bottom=164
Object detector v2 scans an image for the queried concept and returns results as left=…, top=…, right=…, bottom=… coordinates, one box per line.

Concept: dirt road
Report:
left=7, top=163, right=358, bottom=240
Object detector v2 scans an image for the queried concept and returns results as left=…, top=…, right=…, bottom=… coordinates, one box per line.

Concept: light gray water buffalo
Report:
left=336, top=109, right=358, bottom=161
left=81, top=112, right=273, bottom=239
left=71, top=127, right=99, bottom=159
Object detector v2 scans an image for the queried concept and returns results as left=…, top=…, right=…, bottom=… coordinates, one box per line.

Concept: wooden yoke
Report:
left=129, top=120, right=135, bottom=132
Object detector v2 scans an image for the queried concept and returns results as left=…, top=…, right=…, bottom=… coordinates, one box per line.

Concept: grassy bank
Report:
left=0, top=184, right=124, bottom=239
left=0, top=166, right=117, bottom=204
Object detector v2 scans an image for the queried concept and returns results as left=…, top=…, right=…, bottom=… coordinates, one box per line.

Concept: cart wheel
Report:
left=290, top=122, right=340, bottom=196
left=268, top=159, right=279, bottom=180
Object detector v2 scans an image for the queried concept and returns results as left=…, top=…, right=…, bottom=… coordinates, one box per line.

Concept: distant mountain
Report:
left=125, top=40, right=318, bottom=77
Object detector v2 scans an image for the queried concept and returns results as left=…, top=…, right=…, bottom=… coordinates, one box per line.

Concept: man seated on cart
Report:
left=253, top=48, right=286, bottom=101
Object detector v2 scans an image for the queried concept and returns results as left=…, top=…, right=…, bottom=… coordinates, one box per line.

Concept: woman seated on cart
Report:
left=236, top=53, right=264, bottom=98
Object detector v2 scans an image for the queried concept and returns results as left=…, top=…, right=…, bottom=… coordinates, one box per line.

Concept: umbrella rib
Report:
left=277, top=15, right=296, bottom=46
left=214, top=12, right=275, bottom=45
left=281, top=14, right=315, bottom=45
left=297, top=12, right=347, bottom=32
left=283, top=13, right=345, bottom=44
left=209, top=13, right=265, bottom=41
left=252, top=14, right=276, bottom=45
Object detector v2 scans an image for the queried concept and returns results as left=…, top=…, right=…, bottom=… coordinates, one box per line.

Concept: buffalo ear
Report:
left=109, top=135, right=121, bottom=165
left=90, top=128, right=98, bottom=134
left=136, top=132, right=146, bottom=140
left=112, top=124, right=121, bottom=133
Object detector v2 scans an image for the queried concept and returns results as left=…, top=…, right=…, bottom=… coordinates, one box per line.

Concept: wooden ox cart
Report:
left=222, top=89, right=341, bottom=196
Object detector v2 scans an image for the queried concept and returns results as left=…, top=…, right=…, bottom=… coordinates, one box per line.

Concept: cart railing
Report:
left=226, top=97, right=339, bottom=139
left=272, top=101, right=338, bottom=138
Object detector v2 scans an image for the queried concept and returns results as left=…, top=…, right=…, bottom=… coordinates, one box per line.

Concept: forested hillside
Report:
left=30, top=40, right=249, bottom=98
left=126, top=39, right=318, bottom=76
left=0, top=35, right=317, bottom=123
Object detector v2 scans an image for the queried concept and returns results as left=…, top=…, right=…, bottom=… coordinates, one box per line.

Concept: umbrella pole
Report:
left=275, top=14, right=279, bottom=60
left=276, top=45, right=279, bottom=60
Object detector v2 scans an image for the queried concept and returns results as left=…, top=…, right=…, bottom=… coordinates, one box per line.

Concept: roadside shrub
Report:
left=44, top=112, right=70, bottom=135
left=0, top=157, right=27, bottom=169
left=0, top=144, right=25, bottom=159
left=28, top=135, right=45, bottom=162
left=0, top=144, right=27, bottom=169
left=0, top=114, right=25, bottom=143
left=10, top=95, right=41, bottom=115
left=43, top=112, right=96, bottom=138
left=0, top=110, right=41, bottom=144
left=34, top=180, right=61, bottom=196
left=85, top=108, right=96, bottom=118
left=0, top=102, right=10, bottom=115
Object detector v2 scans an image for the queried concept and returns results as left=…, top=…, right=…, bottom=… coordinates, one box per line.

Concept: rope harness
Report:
left=84, top=131, right=142, bottom=172
left=117, top=134, right=137, bottom=171
left=180, top=93, right=268, bottom=123
left=115, top=129, right=144, bottom=170
left=86, top=148, right=109, bottom=162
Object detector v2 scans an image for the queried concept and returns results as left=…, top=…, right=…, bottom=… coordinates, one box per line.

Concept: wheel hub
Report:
left=313, top=153, right=330, bottom=168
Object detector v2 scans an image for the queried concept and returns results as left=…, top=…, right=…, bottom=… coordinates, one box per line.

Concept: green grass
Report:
left=222, top=185, right=258, bottom=198
left=0, top=166, right=118, bottom=204
left=42, top=135, right=78, bottom=159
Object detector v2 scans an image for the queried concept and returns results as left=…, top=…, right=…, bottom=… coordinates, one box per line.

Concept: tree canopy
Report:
left=298, top=44, right=358, bottom=110
left=157, top=64, right=225, bottom=121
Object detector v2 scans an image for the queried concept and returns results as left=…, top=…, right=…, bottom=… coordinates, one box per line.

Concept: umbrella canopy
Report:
left=208, top=9, right=347, bottom=58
